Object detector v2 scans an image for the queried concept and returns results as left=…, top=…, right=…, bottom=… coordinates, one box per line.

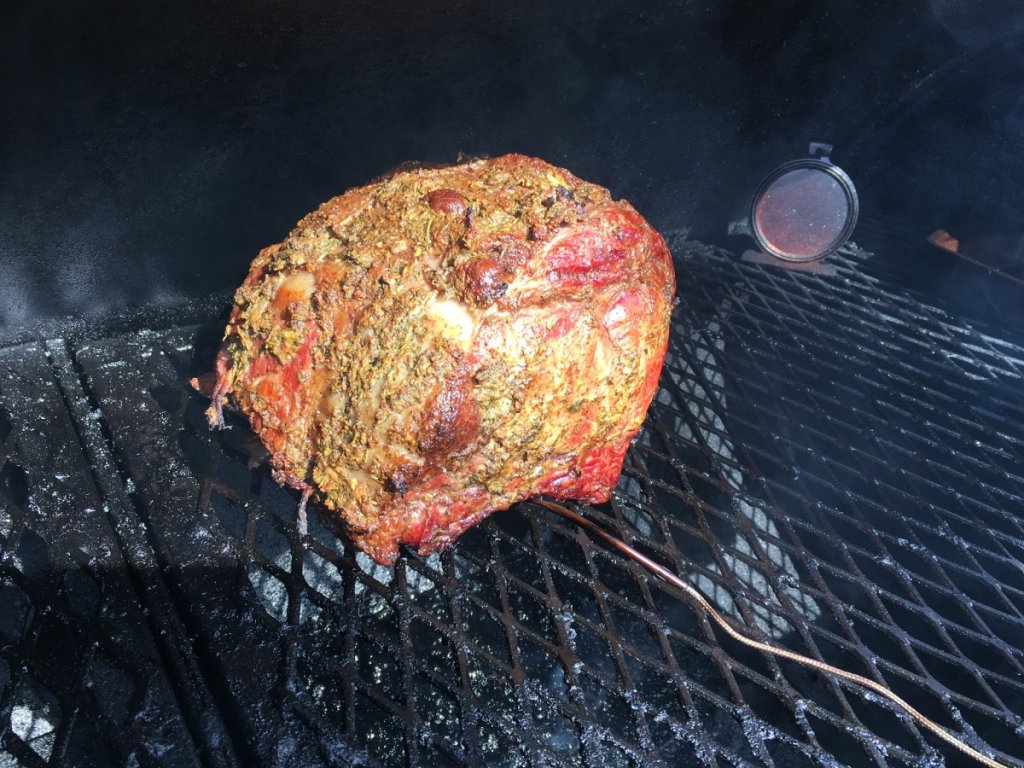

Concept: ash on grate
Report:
left=0, top=344, right=202, bottom=768
left=66, top=236, right=1024, bottom=767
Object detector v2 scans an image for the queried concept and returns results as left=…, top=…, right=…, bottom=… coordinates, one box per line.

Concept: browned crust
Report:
left=214, top=154, right=676, bottom=564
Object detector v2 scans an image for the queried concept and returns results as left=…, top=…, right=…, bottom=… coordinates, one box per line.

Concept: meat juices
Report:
left=209, top=154, right=675, bottom=564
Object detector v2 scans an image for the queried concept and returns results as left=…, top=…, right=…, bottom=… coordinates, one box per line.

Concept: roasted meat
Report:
left=208, top=154, right=675, bottom=564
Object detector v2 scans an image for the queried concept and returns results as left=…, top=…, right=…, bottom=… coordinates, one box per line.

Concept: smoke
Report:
left=930, top=0, right=1024, bottom=48
left=2, top=0, right=1017, bottom=328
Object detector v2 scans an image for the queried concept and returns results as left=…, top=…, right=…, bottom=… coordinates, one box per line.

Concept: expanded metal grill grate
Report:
left=0, top=345, right=202, bottom=767
left=1, top=239, right=1023, bottom=767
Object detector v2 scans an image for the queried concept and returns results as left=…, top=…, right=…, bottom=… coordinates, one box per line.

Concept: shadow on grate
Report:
left=67, top=238, right=1024, bottom=767
left=0, top=345, right=201, bottom=768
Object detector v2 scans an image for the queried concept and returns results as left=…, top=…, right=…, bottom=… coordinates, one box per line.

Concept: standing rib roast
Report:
left=207, top=154, right=675, bottom=564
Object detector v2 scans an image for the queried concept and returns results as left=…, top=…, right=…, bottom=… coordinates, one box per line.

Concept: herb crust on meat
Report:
left=209, top=154, right=675, bottom=565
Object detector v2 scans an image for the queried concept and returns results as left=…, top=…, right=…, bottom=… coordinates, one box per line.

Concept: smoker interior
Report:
left=1, top=240, right=1022, bottom=767
left=4, top=2, right=1024, bottom=767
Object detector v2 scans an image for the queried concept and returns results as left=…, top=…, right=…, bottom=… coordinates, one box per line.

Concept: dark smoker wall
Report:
left=2, top=0, right=1022, bottom=325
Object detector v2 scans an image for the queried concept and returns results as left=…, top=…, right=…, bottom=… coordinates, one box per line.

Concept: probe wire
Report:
left=537, top=499, right=1012, bottom=768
